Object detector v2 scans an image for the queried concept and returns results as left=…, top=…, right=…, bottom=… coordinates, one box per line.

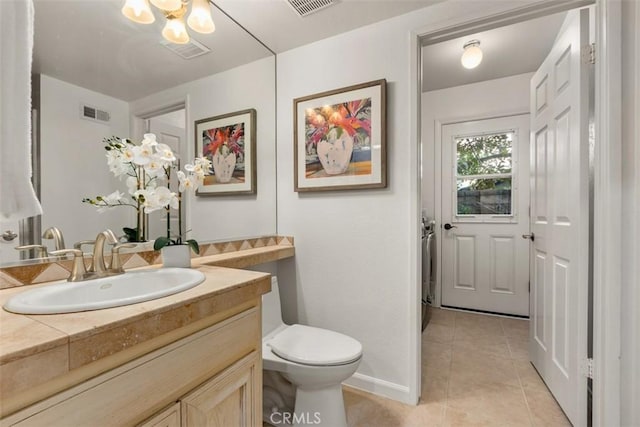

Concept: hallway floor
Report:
left=344, top=307, right=571, bottom=426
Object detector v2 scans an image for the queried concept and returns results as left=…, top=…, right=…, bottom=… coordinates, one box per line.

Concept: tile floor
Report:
left=343, top=307, right=571, bottom=426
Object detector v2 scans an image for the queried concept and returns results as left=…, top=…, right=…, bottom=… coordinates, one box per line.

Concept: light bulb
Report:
left=461, top=40, right=483, bottom=69
left=150, top=0, right=182, bottom=11
left=162, top=17, right=190, bottom=44
left=187, top=0, right=215, bottom=34
left=121, top=0, right=155, bottom=24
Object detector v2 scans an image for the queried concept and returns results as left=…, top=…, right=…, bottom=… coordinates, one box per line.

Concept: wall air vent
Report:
left=80, top=104, right=110, bottom=124
left=286, top=0, right=337, bottom=17
left=161, top=38, right=211, bottom=59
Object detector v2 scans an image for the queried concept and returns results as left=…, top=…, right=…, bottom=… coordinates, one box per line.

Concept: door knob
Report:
left=522, top=233, right=535, bottom=241
left=444, top=223, right=457, bottom=230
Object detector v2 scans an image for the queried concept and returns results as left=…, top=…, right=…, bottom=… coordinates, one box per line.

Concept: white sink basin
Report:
left=3, top=268, right=206, bottom=315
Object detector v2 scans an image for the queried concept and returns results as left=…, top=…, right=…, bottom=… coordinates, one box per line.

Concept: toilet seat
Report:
left=267, top=324, right=362, bottom=366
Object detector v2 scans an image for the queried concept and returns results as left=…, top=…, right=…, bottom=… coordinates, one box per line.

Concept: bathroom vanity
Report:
left=0, top=239, right=295, bottom=426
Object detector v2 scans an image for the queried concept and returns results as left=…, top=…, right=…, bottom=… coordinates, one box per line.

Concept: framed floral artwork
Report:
left=293, top=79, right=387, bottom=192
left=195, top=109, right=256, bottom=196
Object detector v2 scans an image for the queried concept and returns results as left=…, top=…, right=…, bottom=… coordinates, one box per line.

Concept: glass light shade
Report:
left=187, top=0, right=215, bottom=34
left=121, top=0, right=155, bottom=24
left=461, top=44, right=483, bottom=69
left=150, top=0, right=182, bottom=11
left=162, top=17, right=190, bottom=44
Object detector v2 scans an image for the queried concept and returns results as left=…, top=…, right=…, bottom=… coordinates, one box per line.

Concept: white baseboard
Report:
left=343, top=373, right=416, bottom=405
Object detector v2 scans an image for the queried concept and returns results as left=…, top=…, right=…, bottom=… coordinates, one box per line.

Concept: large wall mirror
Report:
left=0, top=0, right=276, bottom=266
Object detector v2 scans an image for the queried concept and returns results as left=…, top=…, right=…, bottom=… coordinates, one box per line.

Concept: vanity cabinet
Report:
left=3, top=307, right=262, bottom=427
left=138, top=351, right=260, bottom=427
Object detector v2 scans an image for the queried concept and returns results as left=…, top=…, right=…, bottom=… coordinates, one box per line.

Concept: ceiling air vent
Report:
left=81, top=104, right=110, bottom=124
left=286, top=0, right=337, bottom=17
left=161, top=38, right=211, bottom=59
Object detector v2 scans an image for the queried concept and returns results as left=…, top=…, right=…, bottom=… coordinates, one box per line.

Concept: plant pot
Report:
left=161, top=245, right=192, bottom=268
left=317, top=131, right=354, bottom=175
left=212, top=151, right=237, bottom=183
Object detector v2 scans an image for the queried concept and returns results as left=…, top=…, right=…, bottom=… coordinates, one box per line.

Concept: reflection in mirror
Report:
left=0, top=0, right=276, bottom=266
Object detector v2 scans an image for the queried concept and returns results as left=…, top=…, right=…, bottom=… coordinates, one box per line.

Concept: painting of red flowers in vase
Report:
left=304, top=97, right=372, bottom=178
left=294, top=79, right=386, bottom=192
left=195, top=109, right=256, bottom=196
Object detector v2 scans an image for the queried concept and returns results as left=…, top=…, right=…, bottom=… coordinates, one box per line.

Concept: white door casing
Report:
left=147, top=118, right=186, bottom=242
left=441, top=114, right=531, bottom=316
left=529, top=9, right=589, bottom=426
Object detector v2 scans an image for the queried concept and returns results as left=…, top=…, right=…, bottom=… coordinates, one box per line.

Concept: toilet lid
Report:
left=267, top=324, right=362, bottom=366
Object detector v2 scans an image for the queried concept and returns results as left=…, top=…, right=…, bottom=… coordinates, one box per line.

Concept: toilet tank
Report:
left=262, top=276, right=285, bottom=337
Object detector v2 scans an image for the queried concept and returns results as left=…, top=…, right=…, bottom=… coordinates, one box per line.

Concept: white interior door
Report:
left=441, top=114, right=530, bottom=316
left=529, top=9, right=589, bottom=426
left=148, top=117, right=186, bottom=241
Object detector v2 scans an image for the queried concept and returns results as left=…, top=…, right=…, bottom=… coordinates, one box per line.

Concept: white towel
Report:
left=0, top=0, right=42, bottom=221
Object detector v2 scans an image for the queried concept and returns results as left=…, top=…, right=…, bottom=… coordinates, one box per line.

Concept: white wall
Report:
left=130, top=56, right=276, bottom=242
left=620, top=0, right=639, bottom=423
left=421, top=72, right=533, bottom=220
left=40, top=74, right=131, bottom=247
left=275, top=0, right=537, bottom=404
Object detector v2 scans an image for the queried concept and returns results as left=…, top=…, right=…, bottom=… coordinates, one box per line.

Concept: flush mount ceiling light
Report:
left=121, top=0, right=215, bottom=45
left=461, top=39, right=483, bottom=69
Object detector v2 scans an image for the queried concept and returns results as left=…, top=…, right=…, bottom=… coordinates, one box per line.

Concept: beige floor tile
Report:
left=507, top=336, right=530, bottom=361
left=453, top=315, right=505, bottom=339
left=502, top=318, right=530, bottom=339
left=344, top=387, right=407, bottom=427
left=424, top=322, right=455, bottom=344
left=446, top=381, right=532, bottom=427
left=452, top=334, right=511, bottom=359
left=449, top=350, right=520, bottom=388
left=401, top=402, right=446, bottom=427
left=524, top=387, right=571, bottom=426
left=513, top=360, right=548, bottom=393
left=421, top=375, right=449, bottom=405
left=422, top=341, right=452, bottom=381
left=427, top=308, right=457, bottom=327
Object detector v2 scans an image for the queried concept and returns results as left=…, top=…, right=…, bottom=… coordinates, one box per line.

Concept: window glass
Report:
left=456, top=132, right=513, bottom=175
left=457, top=178, right=512, bottom=215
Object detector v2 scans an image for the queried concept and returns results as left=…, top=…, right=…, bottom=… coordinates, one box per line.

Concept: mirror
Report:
left=0, top=0, right=276, bottom=265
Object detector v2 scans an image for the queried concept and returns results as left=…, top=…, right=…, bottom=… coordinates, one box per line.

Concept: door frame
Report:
left=409, top=0, right=622, bottom=423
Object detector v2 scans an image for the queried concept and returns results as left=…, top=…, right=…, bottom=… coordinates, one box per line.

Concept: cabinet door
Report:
left=181, top=352, right=260, bottom=427
left=137, top=403, right=181, bottom=427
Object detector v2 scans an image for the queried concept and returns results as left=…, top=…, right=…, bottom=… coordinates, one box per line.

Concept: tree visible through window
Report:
left=456, top=132, right=514, bottom=215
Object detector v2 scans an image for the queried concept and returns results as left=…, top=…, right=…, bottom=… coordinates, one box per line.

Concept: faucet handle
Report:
left=109, top=243, right=137, bottom=273
left=15, top=244, right=48, bottom=258
left=73, top=240, right=95, bottom=251
left=50, top=249, right=88, bottom=282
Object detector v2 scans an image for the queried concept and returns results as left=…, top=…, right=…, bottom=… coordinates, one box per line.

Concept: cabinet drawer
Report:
left=10, top=308, right=259, bottom=427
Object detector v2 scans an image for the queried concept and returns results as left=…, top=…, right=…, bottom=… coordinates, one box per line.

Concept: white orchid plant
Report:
left=83, top=134, right=212, bottom=254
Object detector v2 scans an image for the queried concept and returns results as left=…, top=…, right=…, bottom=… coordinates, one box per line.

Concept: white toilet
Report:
left=262, top=276, right=362, bottom=427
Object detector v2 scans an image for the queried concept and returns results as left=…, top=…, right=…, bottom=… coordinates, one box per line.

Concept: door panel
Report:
left=441, top=114, right=531, bottom=316
left=528, top=9, right=589, bottom=426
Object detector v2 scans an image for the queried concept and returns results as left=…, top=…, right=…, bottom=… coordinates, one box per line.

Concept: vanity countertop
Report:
left=0, top=241, right=294, bottom=418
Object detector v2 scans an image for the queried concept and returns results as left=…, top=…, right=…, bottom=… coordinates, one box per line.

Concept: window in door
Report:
left=455, top=131, right=515, bottom=216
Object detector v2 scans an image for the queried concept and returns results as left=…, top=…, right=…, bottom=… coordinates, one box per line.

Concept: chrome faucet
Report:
left=42, top=227, right=66, bottom=251
left=15, top=244, right=48, bottom=258
left=52, top=230, right=136, bottom=282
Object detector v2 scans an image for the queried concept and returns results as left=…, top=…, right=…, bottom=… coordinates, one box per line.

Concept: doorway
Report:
left=419, top=4, right=594, bottom=426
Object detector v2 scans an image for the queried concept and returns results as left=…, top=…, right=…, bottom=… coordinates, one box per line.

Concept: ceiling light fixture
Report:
left=461, top=40, right=483, bottom=69
left=122, top=0, right=215, bottom=45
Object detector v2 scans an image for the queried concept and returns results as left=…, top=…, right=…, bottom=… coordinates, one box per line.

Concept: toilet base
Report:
left=293, top=384, right=347, bottom=427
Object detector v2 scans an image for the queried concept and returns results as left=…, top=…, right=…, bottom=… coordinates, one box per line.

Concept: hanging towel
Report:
left=0, top=0, right=42, bottom=221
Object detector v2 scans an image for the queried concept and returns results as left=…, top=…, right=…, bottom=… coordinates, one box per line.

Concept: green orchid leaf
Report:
left=186, top=239, right=200, bottom=254
left=154, top=236, right=171, bottom=251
